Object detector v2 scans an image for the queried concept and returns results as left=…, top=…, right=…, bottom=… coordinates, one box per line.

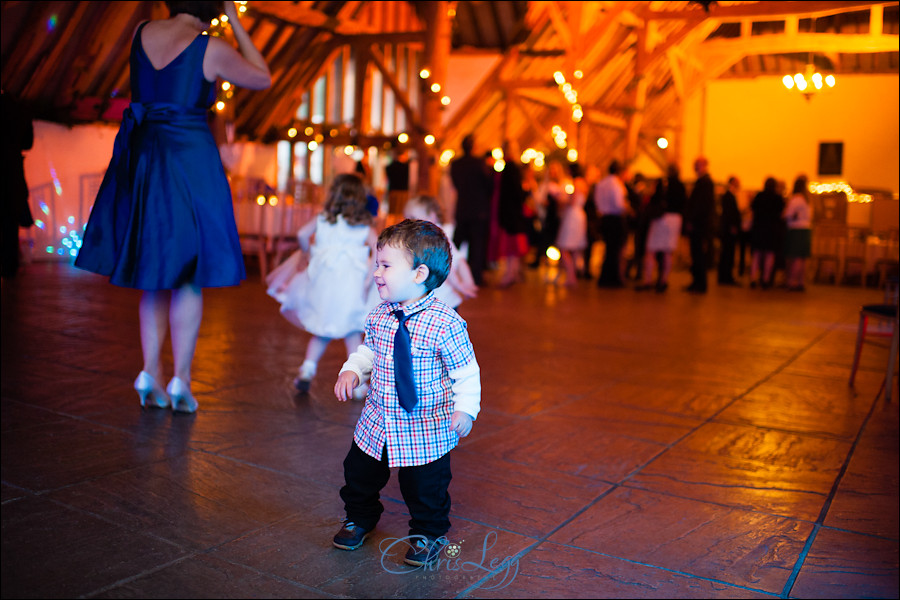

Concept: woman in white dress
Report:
left=266, top=173, right=378, bottom=392
left=554, top=161, right=588, bottom=287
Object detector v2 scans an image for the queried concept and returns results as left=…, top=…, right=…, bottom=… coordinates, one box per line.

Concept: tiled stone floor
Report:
left=2, top=260, right=897, bottom=599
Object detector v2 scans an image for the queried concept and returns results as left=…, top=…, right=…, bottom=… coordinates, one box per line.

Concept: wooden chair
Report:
left=234, top=197, right=270, bottom=280
left=874, top=237, right=900, bottom=290
left=841, top=233, right=867, bottom=285
left=270, top=200, right=319, bottom=271
left=810, top=224, right=845, bottom=284
left=849, top=276, right=899, bottom=402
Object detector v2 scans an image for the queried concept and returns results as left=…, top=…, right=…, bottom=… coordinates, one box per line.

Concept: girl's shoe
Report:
left=134, top=371, right=169, bottom=409
left=166, top=377, right=198, bottom=413
left=293, top=361, right=317, bottom=392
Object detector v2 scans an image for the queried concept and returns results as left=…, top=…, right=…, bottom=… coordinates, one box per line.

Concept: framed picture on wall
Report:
left=818, top=142, right=843, bottom=176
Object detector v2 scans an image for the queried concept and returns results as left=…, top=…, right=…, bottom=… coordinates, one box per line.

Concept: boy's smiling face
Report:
left=374, top=243, right=429, bottom=306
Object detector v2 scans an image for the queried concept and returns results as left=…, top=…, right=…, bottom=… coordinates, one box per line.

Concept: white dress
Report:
left=267, top=215, right=377, bottom=338
left=555, top=184, right=587, bottom=251
left=433, top=223, right=465, bottom=309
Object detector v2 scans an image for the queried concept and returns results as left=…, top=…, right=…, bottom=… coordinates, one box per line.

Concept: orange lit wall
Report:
left=681, top=74, right=899, bottom=196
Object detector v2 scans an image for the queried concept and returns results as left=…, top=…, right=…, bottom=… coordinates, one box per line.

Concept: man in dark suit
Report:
left=449, top=134, right=493, bottom=286
left=717, top=176, right=742, bottom=285
left=1, top=90, right=35, bottom=279
left=683, top=156, right=715, bottom=293
left=385, top=147, right=410, bottom=215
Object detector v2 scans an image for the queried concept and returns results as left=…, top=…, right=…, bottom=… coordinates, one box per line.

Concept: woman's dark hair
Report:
left=165, top=1, right=225, bottom=23
left=792, top=174, right=809, bottom=198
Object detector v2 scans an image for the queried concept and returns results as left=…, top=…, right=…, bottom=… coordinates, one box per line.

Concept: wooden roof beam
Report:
left=647, top=1, right=898, bottom=22
left=364, top=45, right=423, bottom=134
left=701, top=31, right=900, bottom=56
left=249, top=1, right=376, bottom=34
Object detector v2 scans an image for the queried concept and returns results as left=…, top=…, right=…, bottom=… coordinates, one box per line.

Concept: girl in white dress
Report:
left=266, top=173, right=378, bottom=392
left=403, top=195, right=479, bottom=309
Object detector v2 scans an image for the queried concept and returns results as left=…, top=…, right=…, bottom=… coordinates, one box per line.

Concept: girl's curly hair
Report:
left=321, top=173, right=374, bottom=226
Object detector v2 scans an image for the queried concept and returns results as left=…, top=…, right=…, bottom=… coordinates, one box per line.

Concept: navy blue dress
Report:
left=75, top=22, right=245, bottom=290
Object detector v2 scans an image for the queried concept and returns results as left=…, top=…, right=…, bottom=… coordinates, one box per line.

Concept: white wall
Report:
left=22, top=121, right=278, bottom=260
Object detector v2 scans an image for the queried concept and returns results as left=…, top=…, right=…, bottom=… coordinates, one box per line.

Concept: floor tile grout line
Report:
left=452, top=540, right=540, bottom=598
left=453, top=485, right=622, bottom=597
left=779, top=383, right=887, bottom=599
left=451, top=319, right=882, bottom=596
left=449, top=320, right=848, bottom=599
left=526, top=539, right=784, bottom=598
left=614, top=320, right=847, bottom=488
left=79, top=555, right=194, bottom=599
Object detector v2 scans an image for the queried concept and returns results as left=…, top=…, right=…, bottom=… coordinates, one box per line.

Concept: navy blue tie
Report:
left=393, top=310, right=417, bottom=413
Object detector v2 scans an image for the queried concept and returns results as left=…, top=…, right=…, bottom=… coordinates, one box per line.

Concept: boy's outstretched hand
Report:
left=451, top=411, right=473, bottom=437
left=334, top=371, right=360, bottom=402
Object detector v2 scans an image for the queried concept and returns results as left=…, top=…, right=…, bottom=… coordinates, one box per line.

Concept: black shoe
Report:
left=634, top=283, right=653, bottom=291
left=333, top=521, right=373, bottom=550
left=403, top=535, right=448, bottom=566
left=597, top=280, right=625, bottom=289
left=655, top=282, right=669, bottom=293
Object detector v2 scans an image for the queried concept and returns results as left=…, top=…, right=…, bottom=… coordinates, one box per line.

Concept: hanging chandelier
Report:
left=783, top=61, right=836, bottom=98
left=783, top=35, right=836, bottom=99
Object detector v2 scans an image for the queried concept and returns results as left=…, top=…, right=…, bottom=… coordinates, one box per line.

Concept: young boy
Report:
left=333, top=219, right=482, bottom=566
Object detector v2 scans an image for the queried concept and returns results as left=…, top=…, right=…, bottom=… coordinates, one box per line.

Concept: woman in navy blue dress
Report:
left=75, top=1, right=270, bottom=412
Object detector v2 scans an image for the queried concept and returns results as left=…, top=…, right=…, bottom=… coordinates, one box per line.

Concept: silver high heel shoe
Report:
left=134, top=371, right=170, bottom=409
left=166, top=377, right=198, bottom=413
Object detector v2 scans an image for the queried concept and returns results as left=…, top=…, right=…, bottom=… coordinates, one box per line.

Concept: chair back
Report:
left=234, top=198, right=268, bottom=239
left=270, top=197, right=321, bottom=268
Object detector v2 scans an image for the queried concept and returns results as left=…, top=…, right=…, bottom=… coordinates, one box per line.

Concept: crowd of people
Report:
left=439, top=135, right=814, bottom=296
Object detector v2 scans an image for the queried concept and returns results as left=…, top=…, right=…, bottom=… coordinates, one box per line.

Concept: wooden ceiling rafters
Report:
left=1, top=1, right=897, bottom=181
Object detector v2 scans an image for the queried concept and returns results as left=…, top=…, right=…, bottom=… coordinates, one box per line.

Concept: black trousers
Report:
left=598, top=215, right=626, bottom=286
left=718, top=233, right=737, bottom=283
left=340, top=442, right=452, bottom=539
left=689, top=233, right=711, bottom=291
left=1, top=220, right=22, bottom=278
left=737, top=230, right=751, bottom=276
left=453, top=216, right=489, bottom=286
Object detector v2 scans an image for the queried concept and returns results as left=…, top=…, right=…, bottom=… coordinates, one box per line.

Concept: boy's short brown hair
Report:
left=377, top=219, right=451, bottom=292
